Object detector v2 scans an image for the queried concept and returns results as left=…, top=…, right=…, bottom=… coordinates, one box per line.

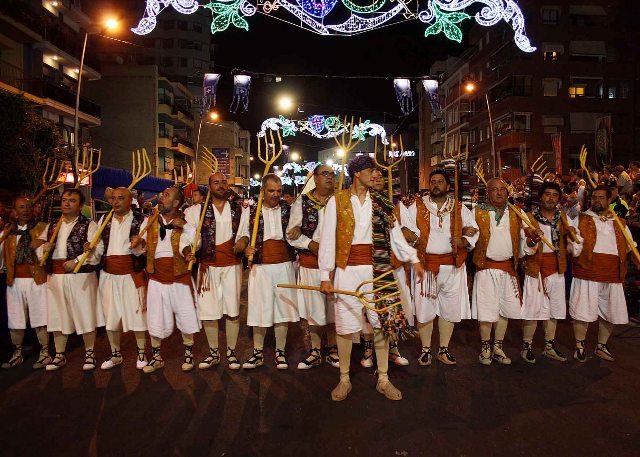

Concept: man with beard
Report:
left=399, top=169, right=478, bottom=366
left=319, top=155, right=425, bottom=401
left=133, top=187, right=201, bottom=373
left=238, top=174, right=298, bottom=370
left=521, top=182, right=579, bottom=363
left=285, top=164, right=339, bottom=369
left=38, top=189, right=103, bottom=371
left=97, top=187, right=148, bottom=370
left=569, top=186, right=635, bottom=362
left=183, top=172, right=247, bottom=370
left=0, top=197, right=49, bottom=369
left=472, top=178, right=523, bottom=366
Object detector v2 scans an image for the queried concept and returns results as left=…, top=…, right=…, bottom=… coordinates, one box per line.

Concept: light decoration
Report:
left=202, top=73, right=221, bottom=113
left=258, top=115, right=389, bottom=144
left=250, top=160, right=346, bottom=187
left=132, top=0, right=536, bottom=52
left=393, top=78, right=413, bottom=116
left=230, top=74, right=251, bottom=113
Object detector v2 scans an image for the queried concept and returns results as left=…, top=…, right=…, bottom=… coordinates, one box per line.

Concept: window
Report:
left=542, top=115, right=564, bottom=134
left=542, top=7, right=560, bottom=25
left=543, top=78, right=561, bottom=97
left=513, top=113, right=531, bottom=132
left=161, top=56, right=174, bottom=67
left=159, top=123, right=167, bottom=138
left=569, top=41, right=606, bottom=62
left=162, top=39, right=173, bottom=49
left=569, top=77, right=603, bottom=98
left=513, top=75, right=532, bottom=96
left=608, top=80, right=631, bottom=99
left=544, top=51, right=558, bottom=61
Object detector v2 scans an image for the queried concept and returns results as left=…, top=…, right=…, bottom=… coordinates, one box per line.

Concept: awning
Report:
left=542, top=115, right=565, bottom=126
left=569, top=40, right=606, bottom=56
left=542, top=42, right=564, bottom=54
left=569, top=5, right=606, bottom=16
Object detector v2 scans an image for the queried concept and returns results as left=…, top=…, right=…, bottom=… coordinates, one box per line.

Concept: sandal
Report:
left=198, top=347, right=221, bottom=370
left=325, top=345, right=340, bottom=368
left=275, top=349, right=289, bottom=370
left=1, top=345, right=23, bottom=369
left=143, top=347, right=164, bottom=373
left=242, top=348, right=264, bottom=370
left=297, top=348, right=321, bottom=370
left=227, top=347, right=241, bottom=370
left=82, top=349, right=96, bottom=371
left=46, top=352, right=67, bottom=372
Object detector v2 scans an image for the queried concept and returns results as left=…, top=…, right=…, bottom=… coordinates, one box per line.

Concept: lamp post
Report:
left=465, top=82, right=497, bottom=176
left=73, top=18, right=119, bottom=160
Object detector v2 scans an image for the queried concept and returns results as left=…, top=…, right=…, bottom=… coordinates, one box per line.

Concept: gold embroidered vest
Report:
left=575, top=214, right=627, bottom=281
left=414, top=197, right=467, bottom=268
left=473, top=207, right=520, bottom=271
left=145, top=217, right=189, bottom=276
left=335, top=189, right=357, bottom=269
left=5, top=222, right=47, bottom=286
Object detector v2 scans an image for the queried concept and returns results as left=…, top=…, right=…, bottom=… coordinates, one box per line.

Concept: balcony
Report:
left=158, top=136, right=195, bottom=157
left=40, top=80, right=101, bottom=118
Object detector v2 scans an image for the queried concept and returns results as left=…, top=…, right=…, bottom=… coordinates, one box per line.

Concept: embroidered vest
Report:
left=100, top=211, right=145, bottom=272
left=523, top=211, right=567, bottom=278
left=574, top=214, right=627, bottom=281
left=414, top=197, right=467, bottom=268
left=45, top=215, right=95, bottom=273
left=145, top=217, right=189, bottom=276
left=5, top=222, right=47, bottom=286
left=473, top=207, right=521, bottom=271
left=200, top=199, right=242, bottom=261
left=296, top=193, right=323, bottom=255
left=335, top=189, right=357, bottom=269
left=249, top=202, right=295, bottom=265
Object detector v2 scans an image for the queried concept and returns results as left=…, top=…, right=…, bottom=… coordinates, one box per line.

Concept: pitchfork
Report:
left=278, top=270, right=404, bottom=314
left=335, top=116, right=362, bottom=191
left=578, top=145, right=640, bottom=264
left=39, top=147, right=102, bottom=266
left=441, top=132, right=469, bottom=255
left=247, top=129, right=284, bottom=264
left=187, top=146, right=219, bottom=271
left=373, top=134, right=405, bottom=201
left=73, top=148, right=151, bottom=272
left=33, top=158, right=65, bottom=204
left=173, top=162, right=194, bottom=185
left=474, top=161, right=558, bottom=253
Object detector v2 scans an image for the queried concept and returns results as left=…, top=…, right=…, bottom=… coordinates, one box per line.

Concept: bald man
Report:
left=1, top=197, right=49, bottom=369
left=472, top=178, right=523, bottom=365
left=96, top=188, right=148, bottom=370
left=183, top=173, right=248, bottom=370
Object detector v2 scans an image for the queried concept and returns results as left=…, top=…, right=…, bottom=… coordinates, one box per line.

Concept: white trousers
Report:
left=569, top=278, right=628, bottom=324
left=297, top=266, right=334, bottom=326
left=394, top=266, right=415, bottom=327
left=7, top=278, right=47, bottom=329
left=522, top=273, right=566, bottom=320
left=146, top=279, right=201, bottom=339
left=333, top=265, right=381, bottom=335
left=472, top=269, right=521, bottom=322
left=47, top=272, right=103, bottom=335
left=197, top=264, right=242, bottom=320
left=98, top=272, right=147, bottom=332
left=247, top=262, right=299, bottom=327
left=414, top=265, right=471, bottom=324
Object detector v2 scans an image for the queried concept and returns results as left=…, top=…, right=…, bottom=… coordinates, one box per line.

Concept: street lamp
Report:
left=465, top=80, right=497, bottom=176
left=209, top=111, right=219, bottom=121
left=73, top=17, right=119, bottom=157
left=277, top=95, right=295, bottom=113
left=290, top=151, right=300, bottom=162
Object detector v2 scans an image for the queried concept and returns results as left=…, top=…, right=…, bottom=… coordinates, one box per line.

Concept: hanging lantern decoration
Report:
left=393, top=78, right=413, bottom=116
left=230, top=74, right=251, bottom=114
left=202, top=73, right=221, bottom=113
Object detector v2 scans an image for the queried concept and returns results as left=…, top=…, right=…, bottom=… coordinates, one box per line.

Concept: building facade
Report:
left=419, top=0, right=639, bottom=185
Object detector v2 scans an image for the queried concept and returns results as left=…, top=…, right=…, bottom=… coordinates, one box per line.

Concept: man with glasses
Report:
left=472, top=178, right=523, bottom=366
left=286, top=164, right=339, bottom=369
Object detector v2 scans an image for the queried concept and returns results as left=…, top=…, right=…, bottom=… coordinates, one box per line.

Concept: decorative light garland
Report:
left=257, top=115, right=389, bottom=144
left=132, top=0, right=536, bottom=52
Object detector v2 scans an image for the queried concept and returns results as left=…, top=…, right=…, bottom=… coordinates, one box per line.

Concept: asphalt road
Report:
left=1, top=273, right=640, bottom=457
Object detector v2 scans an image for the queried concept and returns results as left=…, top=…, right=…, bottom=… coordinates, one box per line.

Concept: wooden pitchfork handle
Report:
left=276, top=284, right=401, bottom=314
left=560, top=212, right=579, bottom=244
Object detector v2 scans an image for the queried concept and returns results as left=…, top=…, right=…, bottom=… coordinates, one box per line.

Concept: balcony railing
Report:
left=0, top=59, right=22, bottom=88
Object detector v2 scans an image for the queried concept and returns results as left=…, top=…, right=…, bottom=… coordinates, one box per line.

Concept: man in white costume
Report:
left=1, top=197, right=49, bottom=369
left=399, top=169, right=478, bottom=366
left=38, top=189, right=104, bottom=371
left=183, top=172, right=247, bottom=370
left=135, top=186, right=201, bottom=373
left=319, top=155, right=425, bottom=401
left=520, top=181, right=578, bottom=363
left=97, top=187, right=148, bottom=370
left=569, top=186, right=635, bottom=362
left=286, top=163, right=339, bottom=369
left=239, top=173, right=298, bottom=370
left=472, top=178, right=523, bottom=366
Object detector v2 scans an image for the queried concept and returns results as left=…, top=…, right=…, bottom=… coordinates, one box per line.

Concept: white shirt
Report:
left=104, top=210, right=135, bottom=256
left=183, top=201, right=249, bottom=251
left=400, top=196, right=479, bottom=255
left=585, top=210, right=634, bottom=255
left=318, top=191, right=419, bottom=281
left=139, top=215, right=177, bottom=259
left=38, top=216, right=102, bottom=265
left=485, top=208, right=514, bottom=261
left=286, top=195, right=325, bottom=250
left=236, top=204, right=285, bottom=242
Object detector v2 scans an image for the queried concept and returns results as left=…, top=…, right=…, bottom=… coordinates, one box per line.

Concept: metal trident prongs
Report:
left=33, top=158, right=65, bottom=204
left=335, top=116, right=362, bottom=191
left=187, top=146, right=220, bottom=271
left=474, top=161, right=558, bottom=252
left=578, top=145, right=640, bottom=263
left=278, top=270, right=404, bottom=314
left=247, top=128, right=285, bottom=265
left=40, top=147, right=102, bottom=266
left=374, top=134, right=405, bottom=201
left=172, top=162, right=194, bottom=185
left=73, top=148, right=151, bottom=273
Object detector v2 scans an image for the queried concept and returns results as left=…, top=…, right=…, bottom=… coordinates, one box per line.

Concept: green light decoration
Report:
left=352, top=119, right=371, bottom=142
left=424, top=3, right=471, bottom=42
left=279, top=115, right=298, bottom=137
left=204, top=0, right=251, bottom=33
left=341, top=0, right=387, bottom=14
